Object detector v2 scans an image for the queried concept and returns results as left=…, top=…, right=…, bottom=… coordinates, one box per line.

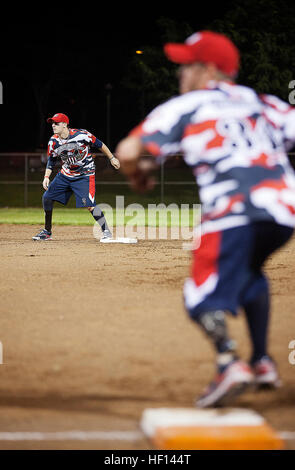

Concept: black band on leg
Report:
left=42, top=193, right=54, bottom=212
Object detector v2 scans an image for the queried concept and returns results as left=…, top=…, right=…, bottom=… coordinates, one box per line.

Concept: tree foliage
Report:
left=207, top=0, right=295, bottom=99
left=122, top=1, right=295, bottom=117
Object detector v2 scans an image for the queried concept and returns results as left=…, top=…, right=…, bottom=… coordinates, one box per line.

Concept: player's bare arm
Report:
left=98, top=142, right=120, bottom=169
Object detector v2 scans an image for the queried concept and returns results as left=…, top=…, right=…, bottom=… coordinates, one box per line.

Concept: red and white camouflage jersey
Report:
left=131, top=81, right=295, bottom=232
left=47, top=128, right=103, bottom=178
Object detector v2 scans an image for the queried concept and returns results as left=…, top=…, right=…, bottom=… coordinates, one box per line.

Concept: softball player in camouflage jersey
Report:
left=116, top=31, right=295, bottom=407
left=32, top=113, right=120, bottom=241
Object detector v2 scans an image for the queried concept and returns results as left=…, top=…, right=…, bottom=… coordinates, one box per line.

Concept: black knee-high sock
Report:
left=90, top=206, right=109, bottom=232
left=42, top=195, right=54, bottom=233
left=244, top=289, right=270, bottom=364
left=45, top=211, right=53, bottom=233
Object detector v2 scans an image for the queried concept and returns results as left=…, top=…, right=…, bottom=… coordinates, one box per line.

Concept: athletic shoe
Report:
left=32, top=229, right=52, bottom=241
left=100, top=229, right=112, bottom=240
left=196, top=360, right=254, bottom=408
left=251, top=356, right=282, bottom=389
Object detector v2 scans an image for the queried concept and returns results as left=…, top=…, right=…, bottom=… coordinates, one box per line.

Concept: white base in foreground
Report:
left=100, top=237, right=138, bottom=244
left=140, top=407, right=285, bottom=450
left=141, top=408, right=264, bottom=437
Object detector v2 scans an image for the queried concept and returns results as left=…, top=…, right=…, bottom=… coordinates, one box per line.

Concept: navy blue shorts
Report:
left=184, top=222, right=293, bottom=318
left=44, top=172, right=96, bottom=208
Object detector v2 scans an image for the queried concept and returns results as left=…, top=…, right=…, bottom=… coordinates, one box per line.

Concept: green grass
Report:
left=0, top=207, right=200, bottom=227
left=0, top=208, right=93, bottom=226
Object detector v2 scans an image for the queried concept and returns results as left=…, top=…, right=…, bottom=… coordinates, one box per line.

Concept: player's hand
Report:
left=128, top=169, right=156, bottom=193
left=129, top=157, right=158, bottom=193
left=43, top=176, right=50, bottom=190
left=110, top=156, right=120, bottom=169
left=116, top=136, right=157, bottom=193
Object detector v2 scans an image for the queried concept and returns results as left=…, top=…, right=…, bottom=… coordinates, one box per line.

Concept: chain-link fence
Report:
left=0, top=152, right=294, bottom=208
left=0, top=152, right=197, bottom=207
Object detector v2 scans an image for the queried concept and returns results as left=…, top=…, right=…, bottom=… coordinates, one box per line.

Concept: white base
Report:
left=100, top=237, right=138, bottom=244
left=141, top=408, right=264, bottom=438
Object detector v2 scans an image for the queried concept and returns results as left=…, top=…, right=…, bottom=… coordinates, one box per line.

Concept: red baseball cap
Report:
left=164, top=31, right=240, bottom=78
left=47, top=113, right=69, bottom=124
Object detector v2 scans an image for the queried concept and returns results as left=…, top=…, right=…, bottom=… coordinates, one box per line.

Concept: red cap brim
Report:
left=46, top=114, right=69, bottom=124
left=164, top=43, right=196, bottom=64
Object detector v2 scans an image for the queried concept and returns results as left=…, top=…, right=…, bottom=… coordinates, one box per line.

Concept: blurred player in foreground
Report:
left=32, top=113, right=120, bottom=241
left=116, top=31, right=295, bottom=407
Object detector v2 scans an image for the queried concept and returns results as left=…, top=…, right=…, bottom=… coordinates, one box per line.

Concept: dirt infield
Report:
left=0, top=224, right=295, bottom=450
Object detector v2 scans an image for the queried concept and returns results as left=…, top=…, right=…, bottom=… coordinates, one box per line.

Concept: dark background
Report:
left=1, top=1, right=295, bottom=152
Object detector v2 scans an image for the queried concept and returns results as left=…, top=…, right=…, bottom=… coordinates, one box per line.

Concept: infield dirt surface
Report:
left=0, top=224, right=295, bottom=450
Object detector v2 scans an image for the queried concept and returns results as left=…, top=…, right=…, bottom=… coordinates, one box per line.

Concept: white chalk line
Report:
left=0, top=430, right=144, bottom=441
left=0, top=430, right=293, bottom=442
